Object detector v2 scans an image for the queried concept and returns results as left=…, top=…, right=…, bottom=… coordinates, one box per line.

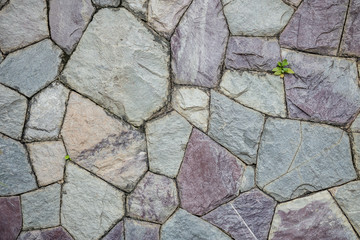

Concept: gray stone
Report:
left=18, top=227, right=73, bottom=240
left=240, top=166, right=256, bottom=192
left=49, top=0, right=95, bottom=54
left=24, top=82, right=69, bottom=141
left=0, top=0, right=48, bottom=53
left=124, top=219, right=160, bottom=240
left=208, top=91, right=264, bottom=164
left=146, top=111, right=192, bottom=178
left=0, top=0, right=7, bottom=9
left=283, top=0, right=302, bottom=7
left=0, top=134, right=37, bottom=196
left=122, top=0, right=147, bottom=19
left=127, top=172, right=179, bottom=223
left=102, top=221, right=124, bottom=240
left=256, top=118, right=357, bottom=202
left=340, top=0, right=360, bottom=57
left=280, top=0, right=348, bottom=55
left=225, top=37, right=281, bottom=72
left=0, top=52, right=3, bottom=62
left=353, top=133, right=360, bottom=175
left=0, top=84, right=27, bottom=139
left=351, top=114, right=360, bottom=132
left=0, top=39, right=63, bottom=97
left=223, top=0, right=293, bottom=36
left=62, top=162, right=125, bottom=240
left=62, top=8, right=169, bottom=126
left=22, top=183, right=61, bottom=230
left=93, top=0, right=120, bottom=7
left=220, top=70, right=286, bottom=117
left=161, top=209, right=231, bottom=240
left=269, top=191, right=358, bottom=240
left=171, top=0, right=228, bottom=88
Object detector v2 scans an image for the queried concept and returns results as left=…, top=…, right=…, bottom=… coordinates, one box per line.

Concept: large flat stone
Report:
left=220, top=70, right=286, bottom=117
left=177, top=129, right=246, bottom=216
left=62, top=8, right=169, bottom=126
left=269, top=191, right=358, bottom=240
left=0, top=39, right=63, bottom=97
left=62, top=92, right=147, bottom=192
left=256, top=118, right=357, bottom=201
left=282, top=49, right=360, bottom=125
left=0, top=0, right=48, bottom=53
left=0, top=197, right=22, bottom=239
left=171, top=0, right=228, bottom=88
left=102, top=221, right=124, bottom=240
left=62, top=163, right=125, bottom=240
left=208, top=91, right=264, bottom=164
left=127, top=172, right=179, bottom=223
left=18, top=227, right=73, bottom=240
left=124, top=219, right=160, bottom=240
left=92, top=0, right=120, bottom=7
left=0, top=84, right=27, bottom=139
left=280, top=0, right=348, bottom=55
left=49, top=0, right=95, bottom=54
left=340, top=0, right=360, bottom=57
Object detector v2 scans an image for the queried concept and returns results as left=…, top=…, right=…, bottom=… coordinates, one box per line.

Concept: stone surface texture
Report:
left=102, top=221, right=124, bottom=240
left=283, top=0, right=302, bottom=7
left=124, top=219, right=160, bottom=240
left=0, top=197, right=22, bottom=239
left=62, top=92, right=147, bottom=192
left=353, top=133, right=360, bottom=175
left=239, top=166, right=256, bottom=192
left=351, top=114, right=360, bottom=132
left=18, top=227, right=73, bottom=240
left=122, top=0, right=147, bottom=19
left=93, top=0, right=120, bottom=7
left=127, top=172, right=179, bottom=223
left=340, top=0, right=360, bottom=57
left=171, top=0, right=229, bottom=88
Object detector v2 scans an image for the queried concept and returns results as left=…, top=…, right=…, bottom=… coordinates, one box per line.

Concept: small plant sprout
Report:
left=272, top=59, right=295, bottom=78
left=65, top=155, right=71, bottom=161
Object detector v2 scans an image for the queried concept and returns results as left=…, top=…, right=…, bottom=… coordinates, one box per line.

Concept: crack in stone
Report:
left=230, top=202, right=258, bottom=240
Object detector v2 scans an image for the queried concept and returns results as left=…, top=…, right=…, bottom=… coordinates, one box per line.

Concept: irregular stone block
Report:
left=62, top=92, right=147, bottom=192
left=177, top=129, right=246, bottom=216
left=18, top=227, right=73, bottom=240
left=122, top=0, right=147, bottom=19
left=220, top=70, right=286, bottom=117
left=256, top=118, right=357, bottom=201
left=208, top=91, right=264, bottom=164
left=0, top=0, right=48, bottom=53
left=269, top=191, right=358, bottom=240
left=62, top=163, right=125, bottom=240
left=49, top=0, right=95, bottom=54
left=223, top=0, right=293, bottom=36
left=62, top=8, right=169, bottom=126
left=0, top=84, right=27, bottom=139
left=171, top=0, right=228, bottom=88
left=282, top=49, right=360, bottom=125
left=102, top=221, right=124, bottom=240
left=203, top=189, right=276, bottom=240
left=24, top=82, right=69, bottom=141
left=0, top=197, right=22, bottom=239
left=0, top=39, right=63, bottom=97
left=124, top=219, right=160, bottom=240
left=280, top=0, right=348, bottom=55
left=92, top=0, right=120, bottom=7
left=127, top=172, right=179, bottom=223
left=340, top=0, right=360, bottom=57
left=239, top=166, right=255, bottom=192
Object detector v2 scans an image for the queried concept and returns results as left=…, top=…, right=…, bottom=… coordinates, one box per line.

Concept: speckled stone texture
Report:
left=92, top=0, right=120, bottom=7
left=340, top=0, right=360, bottom=57
left=0, top=197, right=22, bottom=239
left=18, top=227, right=73, bottom=240
left=124, top=219, right=160, bottom=240
left=102, top=221, right=124, bottom=240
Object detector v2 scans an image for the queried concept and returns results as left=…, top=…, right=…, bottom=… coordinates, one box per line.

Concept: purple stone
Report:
left=177, top=128, right=245, bottom=216
left=18, top=227, right=73, bottom=240
left=124, top=219, right=160, bottom=240
left=102, top=221, right=124, bottom=240
left=340, top=0, right=360, bottom=57
left=171, top=0, right=229, bottom=88
left=0, top=197, right=22, bottom=239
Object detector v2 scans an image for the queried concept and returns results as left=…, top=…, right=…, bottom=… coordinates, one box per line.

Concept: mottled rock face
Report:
left=208, top=91, right=264, bottom=164
left=0, top=0, right=48, bottom=53
left=257, top=118, right=356, bottom=202
left=62, top=8, right=169, bottom=126
left=124, top=219, right=160, bottom=240
left=177, top=129, right=245, bottom=216
left=340, top=0, right=360, bottom=57
left=0, top=84, right=27, bottom=139
left=49, top=0, right=95, bottom=54
left=220, top=71, right=286, bottom=117
left=225, top=37, right=281, bottom=72
left=161, top=209, right=231, bottom=240
left=280, top=0, right=348, bottom=55
left=92, top=0, right=120, bottom=7
left=223, top=0, right=293, bottom=36
left=18, top=227, right=73, bottom=240
left=122, top=0, right=147, bottom=19
left=62, top=92, right=147, bottom=192
left=0, top=39, right=63, bottom=97
left=0, top=197, right=22, bottom=239
left=282, top=49, right=360, bottom=125
left=146, top=111, right=192, bottom=178
left=171, top=0, right=228, bottom=88
left=239, top=166, right=255, bottom=192
left=62, top=163, right=125, bottom=240
left=127, top=172, right=179, bottom=223
left=102, top=221, right=124, bottom=240
left=203, top=189, right=276, bottom=240
left=269, top=191, right=358, bottom=240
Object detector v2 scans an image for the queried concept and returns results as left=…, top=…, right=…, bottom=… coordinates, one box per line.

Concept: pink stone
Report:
left=0, top=196, right=22, bottom=239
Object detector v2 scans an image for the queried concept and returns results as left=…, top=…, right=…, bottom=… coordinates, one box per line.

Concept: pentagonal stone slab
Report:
left=256, top=118, right=356, bottom=202
left=62, top=163, right=125, bottom=240
left=124, top=219, right=160, bottom=240
left=282, top=49, right=360, bottom=125
left=171, top=0, right=228, bottom=88
left=0, top=39, right=63, bottom=97
left=127, top=172, right=178, bottom=223
left=93, top=0, right=120, bottom=7
left=177, top=129, right=246, bottom=216
left=62, top=92, right=147, bottom=192
left=280, top=0, right=348, bottom=55
left=102, top=221, right=124, bottom=240
left=62, top=8, right=169, bottom=126
left=203, top=189, right=276, bottom=240
left=49, top=0, right=95, bottom=54
left=340, top=0, right=360, bottom=57
left=0, top=84, right=27, bottom=139
left=269, top=191, right=358, bottom=240
left=223, top=0, right=293, bottom=36
left=0, top=0, right=48, bottom=53
left=18, top=227, right=73, bottom=240
left=208, top=91, right=264, bottom=164
left=0, top=197, right=22, bottom=239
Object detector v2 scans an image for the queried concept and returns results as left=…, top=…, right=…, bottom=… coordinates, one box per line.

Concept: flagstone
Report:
left=0, top=197, right=22, bottom=239
left=18, top=227, right=73, bottom=240
left=102, top=221, right=124, bottom=240
left=124, top=219, right=160, bottom=240
left=340, top=0, right=360, bottom=57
